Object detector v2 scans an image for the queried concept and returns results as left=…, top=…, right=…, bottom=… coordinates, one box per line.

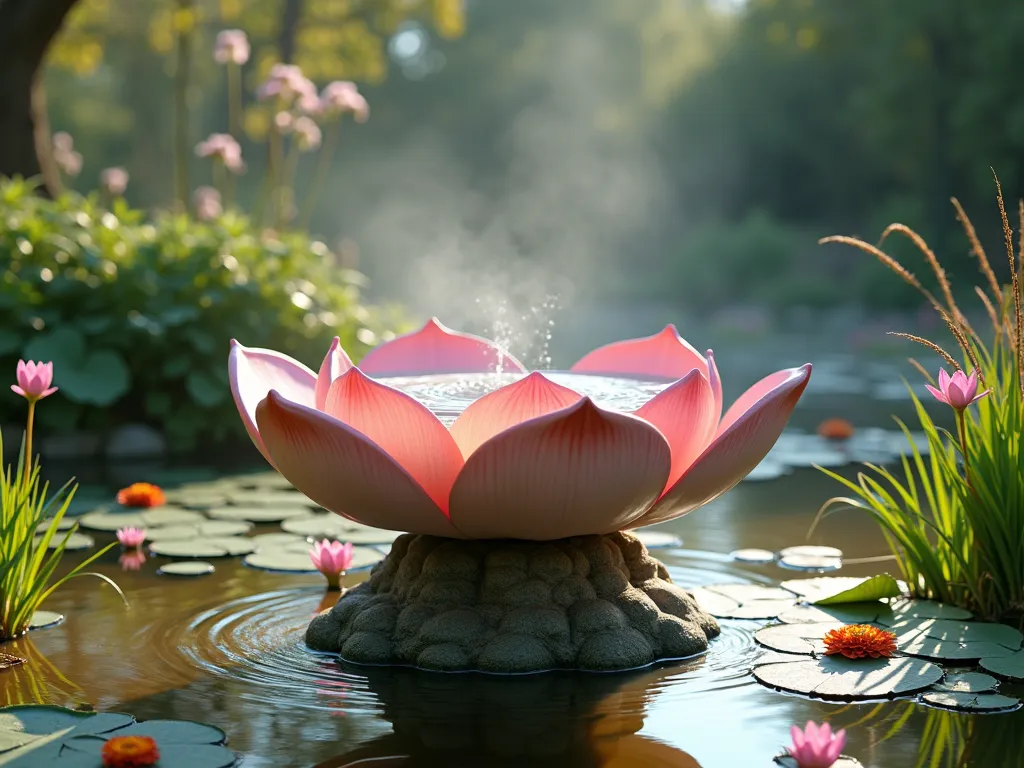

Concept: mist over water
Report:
left=340, top=29, right=670, bottom=363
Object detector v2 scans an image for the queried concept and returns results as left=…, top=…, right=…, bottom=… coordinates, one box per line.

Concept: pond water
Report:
left=3, top=367, right=1023, bottom=767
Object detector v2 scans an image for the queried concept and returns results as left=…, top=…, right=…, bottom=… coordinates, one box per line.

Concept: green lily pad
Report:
left=775, top=757, right=864, bottom=768
left=157, top=561, right=215, bottom=577
left=699, top=584, right=795, bottom=603
left=778, top=603, right=896, bottom=626
left=243, top=551, right=318, bottom=573
left=250, top=532, right=307, bottom=549
left=61, top=742, right=238, bottom=767
left=730, top=548, right=776, bottom=563
left=813, top=575, right=902, bottom=605
left=77, top=512, right=146, bottom=531
left=753, top=654, right=943, bottom=699
left=146, top=468, right=219, bottom=485
left=0, top=706, right=133, bottom=739
left=197, top=520, right=252, bottom=537
left=203, top=537, right=258, bottom=556
left=0, top=730, right=37, bottom=754
left=29, top=611, right=63, bottom=630
left=206, top=505, right=311, bottom=523
left=883, top=599, right=972, bottom=621
left=279, top=514, right=400, bottom=544
left=225, top=490, right=314, bottom=507
left=145, top=526, right=201, bottom=541
left=903, top=640, right=1017, bottom=662
left=237, top=472, right=294, bottom=490
left=980, top=650, right=1024, bottom=681
left=34, top=533, right=93, bottom=551
left=629, top=529, right=682, bottom=549
left=106, top=720, right=225, bottom=744
left=163, top=489, right=229, bottom=509
left=779, top=545, right=844, bottom=559
left=34, top=518, right=75, bottom=535
left=933, top=672, right=999, bottom=693
left=691, top=584, right=796, bottom=620
left=149, top=540, right=229, bottom=558
left=754, top=622, right=844, bottom=655
left=140, top=507, right=206, bottom=526
left=889, top=618, right=1022, bottom=649
left=778, top=555, right=842, bottom=572
left=921, top=691, right=1021, bottom=712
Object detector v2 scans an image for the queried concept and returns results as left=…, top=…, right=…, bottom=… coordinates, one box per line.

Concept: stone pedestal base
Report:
left=306, top=530, right=720, bottom=673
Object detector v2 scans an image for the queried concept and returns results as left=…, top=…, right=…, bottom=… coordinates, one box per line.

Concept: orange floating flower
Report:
left=817, top=418, right=855, bottom=441
left=101, top=735, right=160, bottom=767
left=116, top=483, right=166, bottom=508
left=823, top=624, right=897, bottom=659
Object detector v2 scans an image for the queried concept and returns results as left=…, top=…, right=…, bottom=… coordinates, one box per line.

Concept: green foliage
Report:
left=0, top=178, right=405, bottom=449
left=817, top=203, right=1024, bottom=622
left=0, top=431, right=119, bottom=642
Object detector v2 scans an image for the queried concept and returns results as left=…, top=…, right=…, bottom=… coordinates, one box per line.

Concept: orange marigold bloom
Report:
left=823, top=624, right=898, bottom=659
left=116, top=483, right=166, bottom=508
left=817, top=417, right=855, bottom=441
left=101, top=735, right=160, bottom=767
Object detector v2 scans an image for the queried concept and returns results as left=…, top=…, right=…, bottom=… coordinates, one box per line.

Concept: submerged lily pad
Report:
left=691, top=584, right=796, bottom=620
left=933, top=672, right=999, bottom=693
left=775, top=757, right=864, bottom=768
left=206, top=505, right=310, bottom=523
left=149, top=540, right=229, bottom=558
left=980, top=650, right=1024, bottom=681
left=730, top=548, right=776, bottom=564
left=157, top=562, right=215, bottom=577
left=629, top=529, right=682, bottom=549
left=921, top=691, right=1021, bottom=713
left=28, top=611, right=64, bottom=630
left=753, top=654, right=943, bottom=699
left=777, top=555, right=842, bottom=572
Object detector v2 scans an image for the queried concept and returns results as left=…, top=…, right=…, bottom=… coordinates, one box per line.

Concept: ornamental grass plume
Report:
left=817, top=174, right=1024, bottom=622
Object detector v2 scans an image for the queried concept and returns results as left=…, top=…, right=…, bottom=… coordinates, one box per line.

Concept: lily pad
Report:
left=700, top=584, right=795, bottom=603
left=921, top=691, right=1021, bottom=713
left=753, top=654, right=943, bottom=699
left=779, top=545, right=844, bottom=559
left=96, top=720, right=226, bottom=743
left=889, top=619, right=1022, bottom=649
left=238, top=472, right=294, bottom=490
left=206, top=505, right=311, bottom=523
left=777, top=603, right=895, bottom=626
left=157, top=562, right=215, bottom=577
left=689, top=588, right=741, bottom=617
left=933, top=672, right=999, bottom=693
left=203, top=537, right=258, bottom=556
left=883, top=599, right=972, bottom=621
left=777, top=555, right=842, bottom=572
left=243, top=551, right=317, bottom=573
left=35, top=533, right=93, bottom=551
left=34, top=518, right=75, bottom=535
left=692, top=584, right=797, bottom=620
left=29, top=611, right=64, bottom=630
left=162, top=489, right=229, bottom=509
left=0, top=706, right=133, bottom=740
left=729, top=548, right=776, bottom=563
left=77, top=512, right=146, bottom=531
left=629, top=530, right=682, bottom=549
left=225, top=490, right=314, bottom=508
left=780, top=575, right=901, bottom=605
left=754, top=622, right=844, bottom=655
left=149, top=540, right=229, bottom=558
left=775, top=757, right=864, bottom=768
left=140, top=507, right=205, bottom=526
left=279, top=515, right=401, bottom=545
left=980, top=650, right=1024, bottom=681
left=743, top=460, right=791, bottom=482
left=145, top=525, right=202, bottom=542
left=250, top=532, right=307, bottom=549
left=197, top=520, right=253, bottom=537
left=57, top=742, right=238, bottom=767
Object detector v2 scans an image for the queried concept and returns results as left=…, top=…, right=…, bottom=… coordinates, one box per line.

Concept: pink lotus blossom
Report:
left=193, top=186, right=223, bottom=221
left=309, top=540, right=355, bottom=589
left=786, top=721, right=846, bottom=768
left=195, top=133, right=245, bottom=173
left=100, top=167, right=129, bottom=196
left=926, top=368, right=991, bottom=411
left=257, top=64, right=315, bottom=105
left=229, top=320, right=811, bottom=540
left=214, top=29, right=250, bottom=65
left=11, top=361, right=57, bottom=402
left=320, top=81, right=369, bottom=122
left=119, top=550, right=146, bottom=571
left=293, top=116, right=322, bottom=151
left=116, top=527, right=147, bottom=548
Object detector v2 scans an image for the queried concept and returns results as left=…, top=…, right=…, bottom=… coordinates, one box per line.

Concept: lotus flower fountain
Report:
left=229, top=318, right=811, bottom=672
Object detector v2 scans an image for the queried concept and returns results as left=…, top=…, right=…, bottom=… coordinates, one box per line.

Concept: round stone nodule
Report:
left=306, top=531, right=720, bottom=672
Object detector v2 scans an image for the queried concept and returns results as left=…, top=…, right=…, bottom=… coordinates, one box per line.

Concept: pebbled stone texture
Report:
left=307, top=531, right=720, bottom=672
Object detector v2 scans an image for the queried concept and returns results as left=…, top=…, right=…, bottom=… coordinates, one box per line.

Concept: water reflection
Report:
left=310, top=662, right=703, bottom=767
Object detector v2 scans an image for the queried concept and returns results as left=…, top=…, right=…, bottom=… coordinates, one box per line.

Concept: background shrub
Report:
left=0, top=178, right=405, bottom=451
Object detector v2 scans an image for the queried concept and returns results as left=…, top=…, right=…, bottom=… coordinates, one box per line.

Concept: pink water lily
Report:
left=116, top=527, right=147, bottom=548
left=926, top=368, right=991, bottom=411
left=786, top=721, right=846, bottom=768
left=310, top=539, right=355, bottom=589
left=229, top=319, right=811, bottom=540
left=11, top=360, right=57, bottom=402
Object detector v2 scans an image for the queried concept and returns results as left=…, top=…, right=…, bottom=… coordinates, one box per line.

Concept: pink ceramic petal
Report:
left=634, top=364, right=811, bottom=526
left=229, top=341, right=317, bottom=464
left=315, top=337, right=354, bottom=410
left=448, top=398, right=671, bottom=540
left=358, top=317, right=526, bottom=376
left=323, top=368, right=464, bottom=512
left=570, top=324, right=708, bottom=380
left=632, top=370, right=716, bottom=489
left=256, top=391, right=464, bottom=537
left=449, top=372, right=582, bottom=459
left=715, top=367, right=800, bottom=437
left=707, top=349, right=723, bottom=424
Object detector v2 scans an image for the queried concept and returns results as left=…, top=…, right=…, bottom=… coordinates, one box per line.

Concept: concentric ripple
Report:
left=141, top=552, right=766, bottom=715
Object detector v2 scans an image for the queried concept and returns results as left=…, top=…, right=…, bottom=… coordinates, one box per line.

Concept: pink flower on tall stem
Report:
left=195, top=133, right=245, bottom=174
left=214, top=29, right=250, bottom=65
left=786, top=721, right=846, bottom=768
left=100, top=167, right=129, bottom=196
left=293, top=116, right=322, bottom=151
left=229, top=320, right=811, bottom=540
left=11, top=360, right=57, bottom=485
left=319, top=81, right=369, bottom=122
left=309, top=540, right=355, bottom=590
left=116, top=527, right=147, bottom=548
left=193, top=186, right=223, bottom=221
left=926, top=368, right=991, bottom=411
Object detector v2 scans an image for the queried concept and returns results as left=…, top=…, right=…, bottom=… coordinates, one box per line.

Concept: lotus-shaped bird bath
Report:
left=229, top=318, right=811, bottom=672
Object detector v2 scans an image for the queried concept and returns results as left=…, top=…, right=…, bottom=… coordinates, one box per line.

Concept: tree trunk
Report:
left=278, top=0, right=305, bottom=63
left=0, top=0, right=83, bottom=192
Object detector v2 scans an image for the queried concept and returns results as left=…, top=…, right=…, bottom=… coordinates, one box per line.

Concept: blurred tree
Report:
left=0, top=0, right=82, bottom=191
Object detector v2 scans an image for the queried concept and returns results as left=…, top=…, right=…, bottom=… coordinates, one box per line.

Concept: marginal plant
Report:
left=0, top=362, right=123, bottom=643
left=816, top=176, right=1024, bottom=623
